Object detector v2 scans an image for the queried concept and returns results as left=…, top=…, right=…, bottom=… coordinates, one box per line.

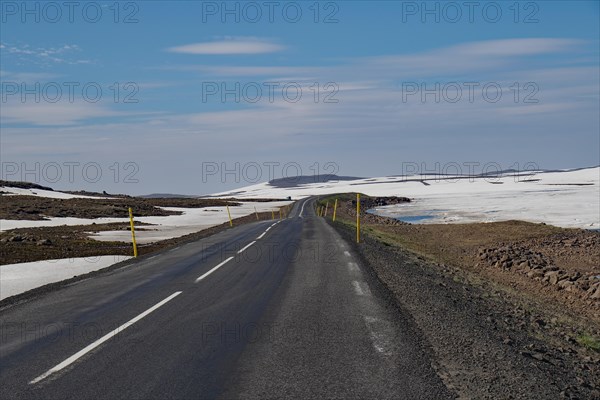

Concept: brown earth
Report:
left=0, top=204, right=293, bottom=265
left=0, top=194, right=239, bottom=221
left=326, top=194, right=600, bottom=323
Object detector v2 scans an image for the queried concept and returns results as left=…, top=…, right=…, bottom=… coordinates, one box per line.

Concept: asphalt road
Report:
left=0, top=198, right=451, bottom=399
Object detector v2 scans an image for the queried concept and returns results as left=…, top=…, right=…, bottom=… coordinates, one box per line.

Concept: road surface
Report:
left=0, top=198, right=451, bottom=399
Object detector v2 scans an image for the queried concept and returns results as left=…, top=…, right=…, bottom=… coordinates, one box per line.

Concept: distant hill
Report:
left=268, top=175, right=363, bottom=188
left=139, top=193, right=198, bottom=199
left=0, top=180, right=54, bottom=191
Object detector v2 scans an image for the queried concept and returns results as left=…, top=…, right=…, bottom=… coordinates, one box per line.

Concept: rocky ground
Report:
left=0, top=194, right=238, bottom=220
left=478, top=235, right=600, bottom=309
left=322, top=194, right=600, bottom=399
left=0, top=182, right=294, bottom=266
left=0, top=206, right=293, bottom=308
left=0, top=206, right=292, bottom=266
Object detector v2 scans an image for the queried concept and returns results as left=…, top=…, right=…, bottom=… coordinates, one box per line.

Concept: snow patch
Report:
left=212, top=167, right=600, bottom=229
left=0, top=255, right=131, bottom=300
left=1, top=186, right=110, bottom=199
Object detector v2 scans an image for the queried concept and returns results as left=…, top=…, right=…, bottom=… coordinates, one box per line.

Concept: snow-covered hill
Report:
left=213, top=167, right=600, bottom=229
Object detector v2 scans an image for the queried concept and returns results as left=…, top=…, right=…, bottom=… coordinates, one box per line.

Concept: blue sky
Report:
left=1, top=1, right=599, bottom=195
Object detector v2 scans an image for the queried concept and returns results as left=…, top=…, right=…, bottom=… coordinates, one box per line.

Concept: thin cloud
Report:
left=0, top=43, right=91, bottom=65
left=160, top=38, right=583, bottom=81
left=452, top=38, right=580, bottom=57
left=166, top=38, right=285, bottom=55
left=1, top=102, right=121, bottom=126
left=0, top=70, right=60, bottom=82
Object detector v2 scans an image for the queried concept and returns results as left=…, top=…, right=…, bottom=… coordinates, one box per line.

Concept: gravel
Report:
left=332, top=221, right=600, bottom=399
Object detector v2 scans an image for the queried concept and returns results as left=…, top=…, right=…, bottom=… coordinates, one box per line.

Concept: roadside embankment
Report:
left=319, top=194, right=600, bottom=399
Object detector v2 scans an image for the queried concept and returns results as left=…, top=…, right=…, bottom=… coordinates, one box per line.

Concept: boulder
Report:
left=558, top=280, right=574, bottom=291
left=527, top=270, right=544, bottom=279
left=545, top=271, right=560, bottom=285
left=518, top=261, right=529, bottom=270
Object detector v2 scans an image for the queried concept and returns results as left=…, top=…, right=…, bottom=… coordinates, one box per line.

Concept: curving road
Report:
left=0, top=198, right=451, bottom=399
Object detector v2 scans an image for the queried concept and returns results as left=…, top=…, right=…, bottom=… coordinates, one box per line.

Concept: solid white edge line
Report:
left=29, top=291, right=183, bottom=385
left=195, top=256, right=234, bottom=283
left=299, top=199, right=307, bottom=218
left=237, top=241, right=256, bottom=254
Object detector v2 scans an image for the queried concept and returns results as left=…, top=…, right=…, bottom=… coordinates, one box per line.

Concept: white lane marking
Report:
left=195, top=256, right=234, bottom=283
left=343, top=251, right=351, bottom=257
left=348, top=262, right=359, bottom=272
left=265, top=227, right=272, bottom=232
left=29, top=291, right=182, bottom=384
left=364, top=316, right=394, bottom=356
left=237, top=241, right=256, bottom=254
left=147, top=255, right=157, bottom=261
left=352, top=281, right=372, bottom=297
left=257, top=232, right=266, bottom=240
left=299, top=200, right=307, bottom=218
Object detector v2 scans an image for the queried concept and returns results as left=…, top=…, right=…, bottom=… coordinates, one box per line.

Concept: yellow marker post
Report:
left=128, top=207, right=138, bottom=258
left=226, top=205, right=233, bottom=227
left=332, top=198, right=338, bottom=222
left=356, top=194, right=360, bottom=243
left=279, top=209, right=282, bottom=220
left=272, top=210, right=275, bottom=220
left=254, top=206, right=259, bottom=220
left=324, top=201, right=329, bottom=217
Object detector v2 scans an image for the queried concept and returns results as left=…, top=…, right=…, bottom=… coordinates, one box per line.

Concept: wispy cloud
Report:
left=161, top=38, right=584, bottom=81
left=450, top=38, right=579, bottom=57
left=166, top=37, right=285, bottom=55
left=0, top=69, right=60, bottom=82
left=0, top=100, right=162, bottom=126
left=0, top=43, right=92, bottom=66
left=0, top=101, right=121, bottom=126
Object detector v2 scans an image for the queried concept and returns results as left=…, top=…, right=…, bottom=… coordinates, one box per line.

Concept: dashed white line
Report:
left=343, top=251, right=351, bottom=257
left=195, top=256, right=234, bottom=283
left=352, top=280, right=372, bottom=297
left=29, top=291, right=183, bottom=384
left=257, top=232, right=266, bottom=240
left=347, top=262, right=359, bottom=272
left=364, top=316, right=394, bottom=356
left=237, top=241, right=256, bottom=254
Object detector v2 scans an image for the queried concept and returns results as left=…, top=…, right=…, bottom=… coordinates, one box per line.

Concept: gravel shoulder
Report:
left=324, top=194, right=600, bottom=399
